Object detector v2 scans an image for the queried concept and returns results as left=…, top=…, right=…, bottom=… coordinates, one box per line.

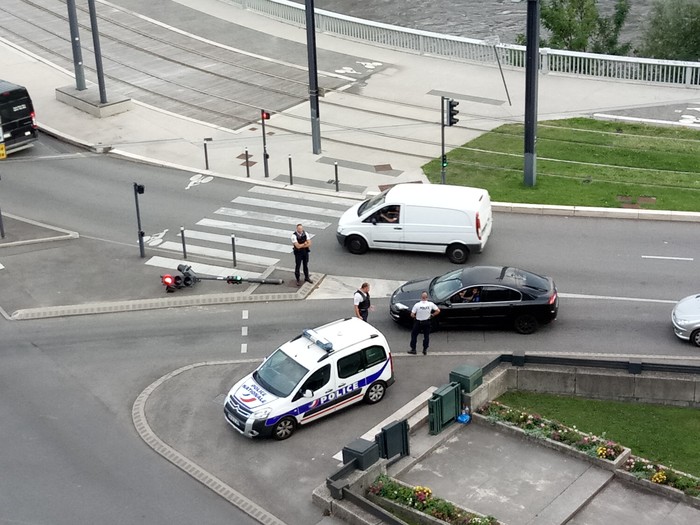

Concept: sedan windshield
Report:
left=430, top=269, right=464, bottom=301
left=254, top=349, right=309, bottom=398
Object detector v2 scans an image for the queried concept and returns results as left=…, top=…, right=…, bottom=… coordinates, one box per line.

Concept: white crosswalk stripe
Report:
left=159, top=241, right=279, bottom=266
left=149, top=187, right=353, bottom=273
left=232, top=196, right=345, bottom=218
left=183, top=229, right=292, bottom=253
left=214, top=207, right=331, bottom=229
left=250, top=186, right=360, bottom=207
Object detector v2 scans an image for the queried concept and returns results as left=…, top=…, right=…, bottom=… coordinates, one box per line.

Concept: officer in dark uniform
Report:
left=291, top=223, right=312, bottom=286
left=354, top=282, right=371, bottom=322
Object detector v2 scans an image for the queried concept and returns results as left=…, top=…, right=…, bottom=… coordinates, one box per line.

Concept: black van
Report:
left=0, top=79, right=38, bottom=154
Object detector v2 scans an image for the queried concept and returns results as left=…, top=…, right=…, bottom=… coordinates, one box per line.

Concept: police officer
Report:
left=409, top=291, right=440, bottom=355
left=354, top=282, right=372, bottom=322
left=291, top=223, right=312, bottom=286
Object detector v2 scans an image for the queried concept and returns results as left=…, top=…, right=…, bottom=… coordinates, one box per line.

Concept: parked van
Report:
left=224, top=318, right=394, bottom=440
left=336, top=183, right=493, bottom=263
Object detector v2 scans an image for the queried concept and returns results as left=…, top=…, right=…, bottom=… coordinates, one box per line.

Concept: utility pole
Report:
left=305, top=0, right=322, bottom=154
left=524, top=0, right=540, bottom=187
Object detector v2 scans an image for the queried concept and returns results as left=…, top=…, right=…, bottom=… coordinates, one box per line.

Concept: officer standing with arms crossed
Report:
left=354, top=282, right=372, bottom=322
left=409, top=291, right=440, bottom=355
left=291, top=223, right=312, bottom=286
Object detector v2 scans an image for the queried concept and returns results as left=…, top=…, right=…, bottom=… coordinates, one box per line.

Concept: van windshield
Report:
left=357, top=190, right=388, bottom=216
left=254, top=348, right=309, bottom=398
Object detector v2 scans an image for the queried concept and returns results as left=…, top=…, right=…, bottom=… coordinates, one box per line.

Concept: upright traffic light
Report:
left=447, top=99, right=459, bottom=127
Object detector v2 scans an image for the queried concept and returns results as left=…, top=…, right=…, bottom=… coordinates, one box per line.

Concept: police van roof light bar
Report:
left=302, top=329, right=333, bottom=352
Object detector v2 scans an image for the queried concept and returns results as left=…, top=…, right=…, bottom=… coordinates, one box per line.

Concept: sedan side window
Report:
left=480, top=286, right=521, bottom=303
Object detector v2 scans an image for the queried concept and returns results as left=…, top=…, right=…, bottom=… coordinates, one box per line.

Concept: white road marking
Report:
left=198, top=218, right=296, bottom=239
left=241, top=343, right=247, bottom=354
left=159, top=241, right=279, bottom=266
left=0, top=262, right=4, bottom=270
left=242, top=310, right=249, bottom=320
left=144, top=256, right=261, bottom=278
left=250, top=186, right=358, bottom=207
left=214, top=207, right=331, bottom=229
left=641, top=255, right=694, bottom=261
left=558, top=292, right=677, bottom=304
left=233, top=196, right=344, bottom=218
left=182, top=229, right=292, bottom=253
left=241, top=326, right=248, bottom=337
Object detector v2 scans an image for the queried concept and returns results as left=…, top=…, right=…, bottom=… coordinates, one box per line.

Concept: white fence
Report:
left=221, top=0, right=700, bottom=88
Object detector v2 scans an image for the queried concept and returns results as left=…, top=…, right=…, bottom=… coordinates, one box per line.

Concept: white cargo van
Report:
left=224, top=318, right=394, bottom=440
left=336, top=183, right=493, bottom=263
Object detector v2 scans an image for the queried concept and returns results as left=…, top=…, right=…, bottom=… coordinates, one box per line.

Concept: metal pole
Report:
left=65, top=0, right=86, bottom=90
left=133, top=183, right=145, bottom=258
left=245, top=147, right=250, bottom=178
left=86, top=0, right=107, bottom=103
left=493, top=46, right=512, bottom=106
left=180, top=226, right=187, bottom=259
left=288, top=154, right=293, bottom=185
left=261, top=118, right=269, bottom=178
left=0, top=208, right=5, bottom=239
left=231, top=234, right=237, bottom=267
left=305, top=0, right=322, bottom=154
left=334, top=162, right=339, bottom=192
left=440, top=96, right=446, bottom=184
left=524, top=0, right=540, bottom=187
left=204, top=138, right=212, bottom=170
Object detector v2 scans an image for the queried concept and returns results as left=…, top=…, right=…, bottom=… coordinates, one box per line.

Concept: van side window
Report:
left=299, top=364, right=331, bottom=393
left=364, top=345, right=387, bottom=368
left=338, top=351, right=363, bottom=379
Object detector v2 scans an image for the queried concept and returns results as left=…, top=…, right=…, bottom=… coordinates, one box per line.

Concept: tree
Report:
left=527, top=0, right=631, bottom=55
left=637, top=0, right=700, bottom=60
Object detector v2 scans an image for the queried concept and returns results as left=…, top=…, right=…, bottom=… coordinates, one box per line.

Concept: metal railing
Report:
left=221, top=0, right=700, bottom=87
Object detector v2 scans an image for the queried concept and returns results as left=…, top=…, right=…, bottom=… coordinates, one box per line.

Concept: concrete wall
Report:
left=464, top=364, right=700, bottom=409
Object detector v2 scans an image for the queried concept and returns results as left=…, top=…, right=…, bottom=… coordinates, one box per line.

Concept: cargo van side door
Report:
left=363, top=206, right=403, bottom=250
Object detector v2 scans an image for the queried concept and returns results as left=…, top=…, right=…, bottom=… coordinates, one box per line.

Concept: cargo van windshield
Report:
left=254, top=349, right=309, bottom=398
left=357, top=190, right=388, bottom=216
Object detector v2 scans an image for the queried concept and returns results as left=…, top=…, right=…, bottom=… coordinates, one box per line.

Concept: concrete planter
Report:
left=472, top=413, right=631, bottom=471
left=615, top=470, right=700, bottom=511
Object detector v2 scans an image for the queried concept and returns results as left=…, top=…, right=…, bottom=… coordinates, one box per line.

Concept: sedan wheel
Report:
left=691, top=329, right=700, bottom=348
left=364, top=381, right=386, bottom=404
left=272, top=417, right=296, bottom=440
left=514, top=315, right=538, bottom=335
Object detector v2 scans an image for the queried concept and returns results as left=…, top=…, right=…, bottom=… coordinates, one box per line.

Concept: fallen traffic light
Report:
left=177, top=264, right=199, bottom=287
left=161, top=273, right=182, bottom=293
left=226, top=275, right=243, bottom=285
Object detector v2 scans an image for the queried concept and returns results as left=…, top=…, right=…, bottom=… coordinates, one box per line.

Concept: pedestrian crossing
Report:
left=145, top=186, right=361, bottom=278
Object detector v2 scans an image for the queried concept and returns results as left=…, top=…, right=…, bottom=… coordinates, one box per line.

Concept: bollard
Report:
left=180, top=226, right=187, bottom=259
left=334, top=162, right=339, bottom=192
left=231, top=234, right=237, bottom=267
left=245, top=147, right=250, bottom=178
left=203, top=137, right=212, bottom=170
left=0, top=207, right=5, bottom=239
left=288, top=154, right=293, bottom=185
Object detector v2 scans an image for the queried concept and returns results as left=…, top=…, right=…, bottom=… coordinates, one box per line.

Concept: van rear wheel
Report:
left=347, top=235, right=369, bottom=255
left=364, top=381, right=386, bottom=404
left=447, top=243, right=469, bottom=264
left=272, top=417, right=296, bottom=440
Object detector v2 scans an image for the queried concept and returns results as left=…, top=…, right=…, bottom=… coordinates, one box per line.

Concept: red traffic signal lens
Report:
left=261, top=110, right=270, bottom=120
left=162, top=274, right=174, bottom=286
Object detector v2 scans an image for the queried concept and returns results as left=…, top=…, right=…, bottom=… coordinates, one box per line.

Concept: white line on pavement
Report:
left=145, top=256, right=261, bottom=279
left=159, top=241, right=279, bottom=266
left=558, top=292, right=677, bottom=304
left=233, top=196, right=344, bottom=218
left=197, top=218, right=295, bottom=238
left=183, top=229, right=292, bottom=253
left=250, top=186, right=359, bottom=207
left=641, top=255, right=694, bottom=261
left=214, top=207, right=331, bottom=229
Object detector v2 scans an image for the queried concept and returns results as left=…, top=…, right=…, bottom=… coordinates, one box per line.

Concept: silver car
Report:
left=672, top=294, right=700, bottom=347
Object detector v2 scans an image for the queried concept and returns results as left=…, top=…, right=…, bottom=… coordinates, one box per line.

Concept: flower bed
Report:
left=368, top=475, right=499, bottom=525
left=476, top=401, right=630, bottom=469
left=476, top=401, right=700, bottom=510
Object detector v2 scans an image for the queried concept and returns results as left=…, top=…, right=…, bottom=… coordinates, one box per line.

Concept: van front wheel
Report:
left=447, top=243, right=469, bottom=264
left=347, top=235, right=368, bottom=255
left=272, top=417, right=296, bottom=440
left=364, top=381, right=386, bottom=404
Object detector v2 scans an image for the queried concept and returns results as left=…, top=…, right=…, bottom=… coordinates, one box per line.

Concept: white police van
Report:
left=224, top=318, right=395, bottom=440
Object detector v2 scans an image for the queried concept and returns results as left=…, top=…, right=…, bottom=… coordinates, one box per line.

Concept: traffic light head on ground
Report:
left=161, top=273, right=182, bottom=292
left=226, top=275, right=243, bottom=285
left=177, top=264, right=198, bottom=287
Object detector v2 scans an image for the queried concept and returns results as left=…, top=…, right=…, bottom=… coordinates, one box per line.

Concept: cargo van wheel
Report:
left=272, top=417, right=296, bottom=440
left=514, top=315, right=538, bottom=335
left=447, top=243, right=469, bottom=264
left=347, top=235, right=368, bottom=255
left=364, top=381, right=386, bottom=404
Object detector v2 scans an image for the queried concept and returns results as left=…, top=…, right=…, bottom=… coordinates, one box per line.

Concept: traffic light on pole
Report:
left=441, top=154, right=448, bottom=168
left=261, top=109, right=271, bottom=120
left=447, top=99, right=459, bottom=127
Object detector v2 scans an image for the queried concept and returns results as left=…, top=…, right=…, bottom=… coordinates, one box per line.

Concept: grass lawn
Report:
left=423, top=118, right=700, bottom=211
left=497, top=391, right=700, bottom=477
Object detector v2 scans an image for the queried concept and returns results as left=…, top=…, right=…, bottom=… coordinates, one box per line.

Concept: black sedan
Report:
left=389, top=266, right=558, bottom=334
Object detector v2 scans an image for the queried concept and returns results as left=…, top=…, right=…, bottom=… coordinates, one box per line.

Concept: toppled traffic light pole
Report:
left=161, top=264, right=284, bottom=293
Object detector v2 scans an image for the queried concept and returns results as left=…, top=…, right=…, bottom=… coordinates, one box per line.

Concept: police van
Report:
left=224, top=318, right=395, bottom=440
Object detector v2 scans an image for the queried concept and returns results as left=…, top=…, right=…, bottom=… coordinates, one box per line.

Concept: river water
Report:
left=294, top=0, right=653, bottom=47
